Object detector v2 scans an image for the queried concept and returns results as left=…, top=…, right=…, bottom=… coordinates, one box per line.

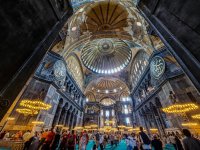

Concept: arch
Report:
left=100, top=97, right=116, bottom=106
left=130, top=50, right=150, bottom=89
left=65, top=53, right=84, bottom=90
left=119, top=91, right=130, bottom=101
left=85, top=92, right=96, bottom=102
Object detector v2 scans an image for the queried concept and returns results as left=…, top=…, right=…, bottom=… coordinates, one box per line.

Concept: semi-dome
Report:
left=81, top=38, right=132, bottom=74
left=100, top=98, right=115, bottom=106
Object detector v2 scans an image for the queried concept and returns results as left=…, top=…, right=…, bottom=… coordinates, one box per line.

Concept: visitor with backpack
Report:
left=139, top=127, right=151, bottom=150
left=67, top=130, right=76, bottom=150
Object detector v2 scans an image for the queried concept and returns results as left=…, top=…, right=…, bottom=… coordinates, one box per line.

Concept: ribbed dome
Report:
left=81, top=38, right=132, bottom=74
left=80, top=1, right=128, bottom=33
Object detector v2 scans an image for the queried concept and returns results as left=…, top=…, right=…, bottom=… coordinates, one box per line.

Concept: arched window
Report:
left=130, top=50, right=149, bottom=89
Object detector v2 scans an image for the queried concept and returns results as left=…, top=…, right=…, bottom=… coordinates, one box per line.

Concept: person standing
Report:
left=42, top=128, right=56, bottom=150
left=79, top=130, right=89, bottom=150
left=138, top=127, right=151, bottom=150
left=38, top=129, right=48, bottom=149
left=174, top=134, right=183, bottom=150
left=67, top=130, right=76, bottom=150
left=126, top=134, right=133, bottom=150
left=169, top=132, right=176, bottom=149
left=50, top=129, right=61, bottom=150
left=151, top=135, right=162, bottom=150
left=95, top=131, right=100, bottom=148
left=60, top=130, right=68, bottom=150
left=28, top=131, right=40, bottom=150
left=182, top=129, right=200, bottom=150
left=99, top=133, right=104, bottom=150
left=86, top=135, right=96, bottom=150
left=23, top=130, right=32, bottom=150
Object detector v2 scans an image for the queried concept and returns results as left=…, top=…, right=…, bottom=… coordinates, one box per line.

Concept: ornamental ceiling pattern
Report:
left=81, top=38, right=132, bottom=74
left=65, top=54, right=84, bottom=91
left=50, top=0, right=164, bottom=105
left=85, top=77, right=129, bottom=103
left=63, top=0, right=153, bottom=58
left=80, top=1, right=129, bottom=33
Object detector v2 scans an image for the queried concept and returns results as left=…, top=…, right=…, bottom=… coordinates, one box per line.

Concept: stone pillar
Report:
left=64, top=110, right=70, bottom=126
left=52, top=105, right=62, bottom=126
left=143, top=115, right=151, bottom=136
left=67, top=112, right=72, bottom=128
left=69, top=113, right=74, bottom=130
left=62, top=110, right=68, bottom=125
left=71, top=114, right=75, bottom=129
left=73, top=114, right=77, bottom=128
left=76, top=112, right=80, bottom=126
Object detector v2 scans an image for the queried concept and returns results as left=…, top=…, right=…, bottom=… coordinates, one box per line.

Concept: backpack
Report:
left=140, top=132, right=151, bottom=145
left=68, top=135, right=74, bottom=145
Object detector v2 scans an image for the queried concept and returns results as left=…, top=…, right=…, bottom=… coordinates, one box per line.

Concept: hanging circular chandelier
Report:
left=192, top=114, right=200, bottom=119
left=162, top=103, right=198, bottom=113
left=16, top=108, right=38, bottom=115
left=20, top=99, right=52, bottom=110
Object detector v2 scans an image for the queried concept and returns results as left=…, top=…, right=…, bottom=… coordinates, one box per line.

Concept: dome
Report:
left=81, top=38, right=132, bottom=74
left=80, top=1, right=128, bottom=33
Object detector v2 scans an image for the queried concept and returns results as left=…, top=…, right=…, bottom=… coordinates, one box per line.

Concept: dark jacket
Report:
left=182, top=137, right=200, bottom=150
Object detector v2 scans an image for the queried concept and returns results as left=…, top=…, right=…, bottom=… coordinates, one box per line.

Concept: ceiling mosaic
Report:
left=66, top=54, right=84, bottom=90
left=50, top=0, right=165, bottom=104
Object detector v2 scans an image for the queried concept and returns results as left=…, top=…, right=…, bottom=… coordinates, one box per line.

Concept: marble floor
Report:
left=76, top=140, right=127, bottom=150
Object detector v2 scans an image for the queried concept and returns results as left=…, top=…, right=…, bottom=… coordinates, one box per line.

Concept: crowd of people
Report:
left=0, top=126, right=200, bottom=150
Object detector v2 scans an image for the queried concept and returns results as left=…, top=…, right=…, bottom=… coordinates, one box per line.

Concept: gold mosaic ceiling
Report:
left=100, top=98, right=115, bottom=106
left=66, top=54, right=84, bottom=90
left=81, top=38, right=132, bottom=74
left=85, top=77, right=129, bottom=102
left=80, top=1, right=128, bottom=33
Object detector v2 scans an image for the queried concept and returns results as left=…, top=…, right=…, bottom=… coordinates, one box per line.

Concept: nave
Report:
left=0, top=0, right=200, bottom=150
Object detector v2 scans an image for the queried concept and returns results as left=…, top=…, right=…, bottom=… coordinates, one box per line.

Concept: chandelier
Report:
left=84, top=125, right=91, bottom=129
left=192, top=114, right=200, bottom=119
left=20, top=99, right=51, bottom=110
left=162, top=103, right=198, bottom=113
left=118, top=125, right=126, bottom=128
left=32, top=121, right=44, bottom=125
left=16, top=108, right=38, bottom=115
left=105, top=120, right=115, bottom=124
left=182, top=122, right=198, bottom=126
left=90, top=124, right=98, bottom=128
left=74, top=126, right=83, bottom=130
